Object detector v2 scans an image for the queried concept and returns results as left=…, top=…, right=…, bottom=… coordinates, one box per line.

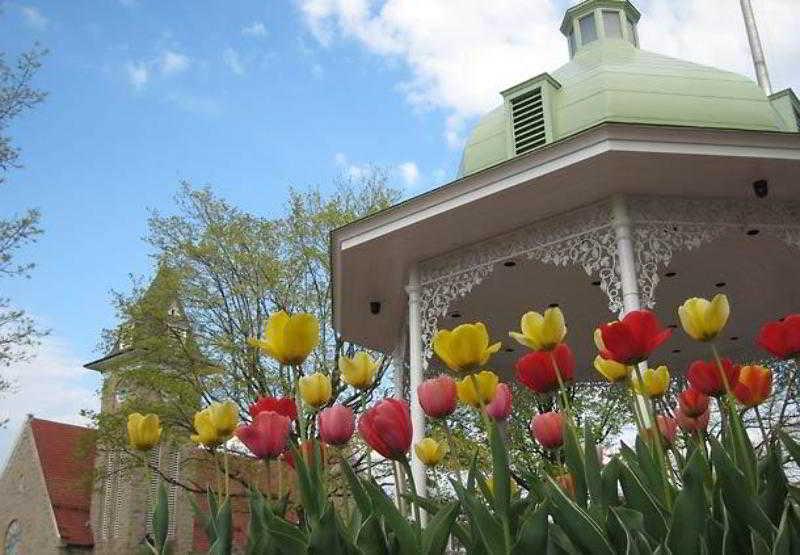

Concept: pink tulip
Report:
left=656, top=415, right=678, bottom=445
left=234, top=410, right=291, bottom=459
left=485, top=383, right=512, bottom=421
left=530, top=411, right=564, bottom=449
left=318, top=404, right=355, bottom=446
left=358, top=399, right=413, bottom=460
left=675, top=407, right=710, bottom=433
left=417, top=375, right=457, bottom=418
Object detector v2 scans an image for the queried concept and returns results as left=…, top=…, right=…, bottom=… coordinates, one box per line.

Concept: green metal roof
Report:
left=459, top=16, right=794, bottom=177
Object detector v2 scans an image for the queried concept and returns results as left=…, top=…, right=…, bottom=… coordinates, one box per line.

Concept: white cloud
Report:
left=159, top=49, right=190, bottom=75
left=242, top=21, right=267, bottom=37
left=397, top=161, right=419, bottom=187
left=223, top=47, right=246, bottom=75
left=298, top=0, right=800, bottom=147
left=125, top=61, right=149, bottom=89
left=19, top=5, right=48, bottom=30
left=334, top=152, right=370, bottom=180
left=0, top=337, right=99, bottom=465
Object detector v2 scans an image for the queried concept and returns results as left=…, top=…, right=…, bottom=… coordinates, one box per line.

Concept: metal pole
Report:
left=405, top=267, right=428, bottom=523
left=739, top=0, right=772, bottom=95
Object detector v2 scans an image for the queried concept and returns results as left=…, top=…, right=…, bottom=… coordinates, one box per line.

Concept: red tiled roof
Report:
left=29, top=418, right=96, bottom=547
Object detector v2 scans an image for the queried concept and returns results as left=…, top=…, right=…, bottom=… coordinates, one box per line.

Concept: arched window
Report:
left=4, top=521, right=21, bottom=555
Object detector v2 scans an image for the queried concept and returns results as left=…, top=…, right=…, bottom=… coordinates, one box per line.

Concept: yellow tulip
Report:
left=593, top=356, right=630, bottom=383
left=339, top=352, right=379, bottom=390
left=509, top=307, right=567, bottom=351
left=414, top=438, right=445, bottom=466
left=299, top=372, right=332, bottom=408
left=191, top=408, right=222, bottom=447
left=678, top=294, right=730, bottom=342
left=127, top=413, right=161, bottom=451
left=631, top=366, right=670, bottom=398
left=484, top=477, right=519, bottom=497
left=208, top=401, right=239, bottom=438
left=457, top=370, right=499, bottom=408
left=433, top=322, right=501, bottom=372
left=248, top=310, right=320, bottom=365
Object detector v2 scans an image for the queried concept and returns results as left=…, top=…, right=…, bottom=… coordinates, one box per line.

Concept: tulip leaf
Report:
left=511, top=501, right=549, bottom=554
left=601, top=457, right=621, bottom=508
left=759, top=442, right=788, bottom=526
left=290, top=443, right=322, bottom=520
left=308, top=505, right=349, bottom=555
left=208, top=498, right=233, bottom=555
left=780, top=430, right=800, bottom=468
left=634, top=436, right=666, bottom=506
left=355, top=514, right=388, bottom=555
left=607, top=506, right=649, bottom=555
left=563, top=419, right=588, bottom=508
left=545, top=475, right=615, bottom=555
left=152, top=481, right=170, bottom=554
left=710, top=437, right=777, bottom=543
left=488, top=420, right=511, bottom=520
left=264, top=511, right=310, bottom=554
left=245, top=488, right=267, bottom=555
left=583, top=421, right=604, bottom=512
left=339, top=458, right=372, bottom=516
left=618, top=460, right=668, bottom=542
left=452, top=479, right=507, bottom=555
left=363, top=478, right=420, bottom=555
left=547, top=521, right=581, bottom=554
left=421, top=501, right=461, bottom=555
left=666, top=448, right=707, bottom=555
left=771, top=500, right=800, bottom=555
left=725, top=402, right=758, bottom=493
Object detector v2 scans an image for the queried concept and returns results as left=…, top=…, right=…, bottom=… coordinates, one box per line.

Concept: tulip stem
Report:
left=774, top=359, right=798, bottom=439
left=710, top=344, right=733, bottom=396
left=224, top=448, right=230, bottom=501
left=442, top=418, right=464, bottom=488
left=631, top=364, right=671, bottom=509
left=549, top=352, right=573, bottom=417
left=264, top=459, right=272, bottom=505
left=754, top=406, right=769, bottom=449
left=400, top=457, right=422, bottom=529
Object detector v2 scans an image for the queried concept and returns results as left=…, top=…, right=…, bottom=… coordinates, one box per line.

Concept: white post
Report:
left=392, top=334, right=408, bottom=514
left=611, top=195, right=651, bottom=426
left=405, top=266, right=428, bottom=521
left=739, top=0, right=772, bottom=95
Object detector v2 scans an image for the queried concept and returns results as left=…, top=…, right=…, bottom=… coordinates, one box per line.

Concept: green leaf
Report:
left=453, top=479, right=506, bottom=555
left=545, top=475, right=614, bottom=555
left=339, top=458, right=372, bottom=515
left=152, top=481, right=170, bottom=554
left=488, top=420, right=511, bottom=520
left=607, top=506, right=647, bottom=555
left=634, top=435, right=666, bottom=506
left=666, top=448, right=707, bottom=555
left=308, top=505, right=347, bottom=555
left=601, top=457, right=621, bottom=508
left=421, top=501, right=460, bottom=555
left=512, top=501, right=549, bottom=554
left=760, top=442, right=789, bottom=526
left=726, top=402, right=758, bottom=493
left=290, top=443, right=322, bottom=521
left=781, top=431, right=800, bottom=467
left=583, top=421, right=604, bottom=512
left=563, top=419, right=588, bottom=508
left=265, top=512, right=310, bottom=554
left=618, top=461, right=668, bottom=542
left=355, top=514, right=388, bottom=555
left=363, top=478, right=419, bottom=555
left=208, top=498, right=232, bottom=555
left=245, top=488, right=267, bottom=555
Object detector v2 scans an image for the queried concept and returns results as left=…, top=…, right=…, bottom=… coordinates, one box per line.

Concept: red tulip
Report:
left=531, top=411, right=564, bottom=449
left=757, top=315, right=800, bottom=359
left=687, top=358, right=740, bottom=397
left=417, top=375, right=458, bottom=418
left=598, top=310, right=671, bottom=365
left=318, top=404, right=355, bottom=446
left=675, top=406, right=710, bottom=433
left=281, top=441, right=327, bottom=468
left=249, top=396, right=298, bottom=421
left=555, top=473, right=575, bottom=498
left=516, top=343, right=575, bottom=394
left=656, top=415, right=678, bottom=445
left=234, top=411, right=291, bottom=460
left=358, top=399, right=413, bottom=460
left=678, top=388, right=709, bottom=417
left=485, top=383, right=512, bottom=421
left=733, top=365, right=773, bottom=407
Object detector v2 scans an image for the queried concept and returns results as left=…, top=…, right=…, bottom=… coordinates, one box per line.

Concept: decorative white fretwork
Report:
left=416, top=194, right=800, bottom=366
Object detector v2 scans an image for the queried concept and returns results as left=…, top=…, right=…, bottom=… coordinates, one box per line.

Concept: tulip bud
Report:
left=678, top=294, right=730, bottom=342
left=508, top=307, right=567, bottom=351
left=733, top=365, right=773, bottom=407
left=675, top=406, right=710, bottom=433
left=593, top=355, right=630, bottom=383
left=414, top=438, right=445, bottom=467
left=249, top=310, right=320, bottom=365
left=757, top=315, right=800, bottom=359
left=456, top=371, right=499, bottom=408
left=555, top=473, right=576, bottom=499
left=208, top=401, right=239, bottom=438
left=631, top=366, right=670, bottom=398
left=318, top=404, right=355, bottom=446
left=234, top=410, right=291, bottom=460
left=678, top=388, right=709, bottom=417
left=597, top=310, right=671, bottom=365
left=531, top=411, right=564, bottom=449
left=339, top=352, right=379, bottom=390
left=516, top=343, right=575, bottom=394
left=127, top=413, right=161, bottom=452
left=687, top=358, right=740, bottom=397
left=433, top=322, right=501, bottom=372
left=656, top=415, right=678, bottom=445
left=417, top=375, right=458, bottom=418
left=299, top=372, right=333, bottom=408
left=485, top=383, right=512, bottom=421
left=358, top=399, right=412, bottom=460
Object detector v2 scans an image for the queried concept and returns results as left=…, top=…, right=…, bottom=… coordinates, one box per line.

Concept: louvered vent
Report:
left=510, top=87, right=547, bottom=155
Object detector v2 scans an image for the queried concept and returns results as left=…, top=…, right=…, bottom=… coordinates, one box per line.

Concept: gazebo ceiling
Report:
left=331, top=123, right=800, bottom=356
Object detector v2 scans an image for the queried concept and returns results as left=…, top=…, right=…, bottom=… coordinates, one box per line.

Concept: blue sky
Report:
left=1, top=0, right=798, bottom=460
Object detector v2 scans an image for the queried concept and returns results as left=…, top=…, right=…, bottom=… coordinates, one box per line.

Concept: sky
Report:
left=1, top=0, right=798, bottom=462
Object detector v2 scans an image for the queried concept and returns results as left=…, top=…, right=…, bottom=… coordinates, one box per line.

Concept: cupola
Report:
left=560, top=0, right=641, bottom=58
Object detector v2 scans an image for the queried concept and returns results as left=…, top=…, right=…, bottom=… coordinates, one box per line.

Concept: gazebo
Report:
left=330, top=0, right=800, bottom=497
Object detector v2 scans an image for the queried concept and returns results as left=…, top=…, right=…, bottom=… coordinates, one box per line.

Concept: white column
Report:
left=405, top=267, right=428, bottom=513
left=392, top=334, right=408, bottom=515
left=611, top=195, right=651, bottom=426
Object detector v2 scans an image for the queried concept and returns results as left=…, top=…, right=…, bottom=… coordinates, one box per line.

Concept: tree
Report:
left=0, top=43, right=47, bottom=409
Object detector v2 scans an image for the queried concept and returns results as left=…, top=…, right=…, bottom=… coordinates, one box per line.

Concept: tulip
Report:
left=457, top=370, right=499, bottom=408
left=678, top=294, right=730, bottom=342
left=339, top=352, right=379, bottom=390
left=299, top=372, right=332, bottom=408
left=733, top=365, right=773, bottom=407
left=656, top=415, right=678, bottom=445
left=234, top=411, right=291, bottom=460
left=414, top=438, right=445, bottom=466
left=555, top=473, right=576, bottom=499
left=358, top=399, right=412, bottom=460
left=432, top=322, right=501, bottom=372
left=485, top=383, right=512, bottom=421
left=687, top=358, right=740, bottom=397
left=593, top=355, right=630, bottom=383
left=417, top=375, right=458, bottom=418
left=192, top=409, right=223, bottom=447
left=531, top=411, right=564, bottom=449
left=248, top=310, right=319, bottom=365
left=757, top=314, right=800, bottom=359
left=208, top=401, right=239, bottom=438
left=631, top=366, right=670, bottom=398
left=598, top=310, right=671, bottom=365
left=675, top=406, right=710, bottom=433
left=281, top=441, right=327, bottom=469
left=249, top=396, right=297, bottom=421
left=678, top=388, right=709, bottom=417
left=484, top=477, right=519, bottom=497
left=516, top=343, right=575, bottom=394
left=318, top=404, right=355, bottom=446
left=127, top=413, right=161, bottom=451
left=508, top=307, right=566, bottom=351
